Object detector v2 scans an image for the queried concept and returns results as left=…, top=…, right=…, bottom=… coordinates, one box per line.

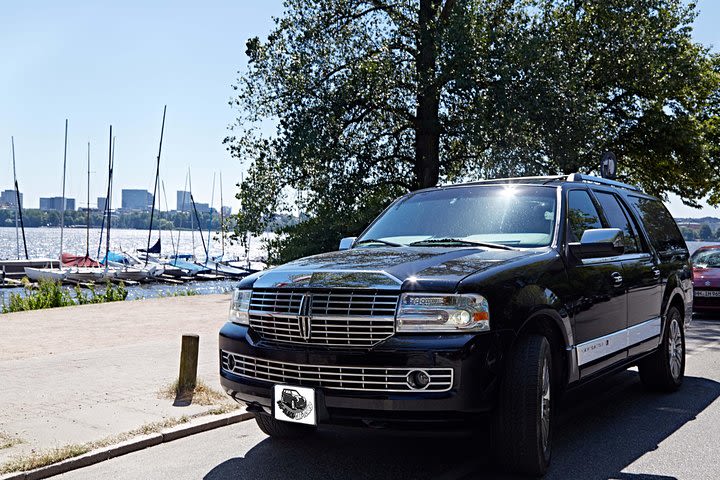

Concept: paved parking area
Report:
left=54, top=317, right=720, bottom=479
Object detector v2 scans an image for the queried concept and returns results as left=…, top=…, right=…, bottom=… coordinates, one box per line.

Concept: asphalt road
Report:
left=57, top=317, right=720, bottom=480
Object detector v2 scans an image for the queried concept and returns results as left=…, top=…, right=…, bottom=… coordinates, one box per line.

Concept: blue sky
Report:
left=1, top=0, right=718, bottom=216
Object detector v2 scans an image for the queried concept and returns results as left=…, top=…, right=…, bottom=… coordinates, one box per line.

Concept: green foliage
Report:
left=698, top=223, right=713, bottom=241
left=158, top=289, right=199, bottom=297
left=227, top=0, right=720, bottom=263
left=0, top=209, right=229, bottom=231
left=2, top=280, right=128, bottom=314
left=680, top=227, right=697, bottom=241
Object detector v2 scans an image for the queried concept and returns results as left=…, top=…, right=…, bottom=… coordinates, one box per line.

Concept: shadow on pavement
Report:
left=545, top=373, right=720, bottom=479
left=204, top=373, right=719, bottom=480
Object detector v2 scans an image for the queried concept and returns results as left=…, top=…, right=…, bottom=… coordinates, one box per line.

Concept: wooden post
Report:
left=178, top=334, right=199, bottom=392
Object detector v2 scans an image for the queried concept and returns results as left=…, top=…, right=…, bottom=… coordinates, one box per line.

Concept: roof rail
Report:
left=567, top=173, right=641, bottom=192
left=463, top=175, right=568, bottom=186
left=456, top=173, right=642, bottom=192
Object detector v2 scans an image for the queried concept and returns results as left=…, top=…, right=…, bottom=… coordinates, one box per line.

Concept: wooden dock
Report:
left=0, top=259, right=60, bottom=280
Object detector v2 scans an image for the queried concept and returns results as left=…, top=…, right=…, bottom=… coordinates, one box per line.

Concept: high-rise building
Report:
left=39, top=197, right=75, bottom=211
left=194, top=202, right=210, bottom=214
left=121, top=189, right=153, bottom=211
left=0, top=190, right=22, bottom=208
left=176, top=190, right=191, bottom=212
left=97, top=197, right=107, bottom=211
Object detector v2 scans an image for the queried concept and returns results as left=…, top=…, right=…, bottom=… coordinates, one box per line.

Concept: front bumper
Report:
left=219, top=322, right=511, bottom=426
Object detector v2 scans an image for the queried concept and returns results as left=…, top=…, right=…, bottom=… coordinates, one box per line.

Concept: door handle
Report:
left=611, top=272, right=623, bottom=286
left=652, top=268, right=661, bottom=279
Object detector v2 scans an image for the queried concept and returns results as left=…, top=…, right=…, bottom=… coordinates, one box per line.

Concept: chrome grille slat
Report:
left=221, top=351, right=454, bottom=392
left=248, top=289, right=399, bottom=348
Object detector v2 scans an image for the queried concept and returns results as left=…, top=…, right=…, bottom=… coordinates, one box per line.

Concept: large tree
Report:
left=226, top=0, right=720, bottom=263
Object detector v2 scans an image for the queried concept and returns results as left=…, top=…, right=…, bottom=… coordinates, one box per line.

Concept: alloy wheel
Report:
left=668, top=318, right=683, bottom=380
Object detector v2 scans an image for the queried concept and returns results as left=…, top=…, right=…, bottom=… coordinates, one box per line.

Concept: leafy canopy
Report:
left=226, top=0, right=720, bottom=263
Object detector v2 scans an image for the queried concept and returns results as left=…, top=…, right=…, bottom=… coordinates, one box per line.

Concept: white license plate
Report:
left=695, top=290, right=720, bottom=297
left=273, top=385, right=316, bottom=425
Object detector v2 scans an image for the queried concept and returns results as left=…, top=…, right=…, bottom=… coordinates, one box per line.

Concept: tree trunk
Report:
left=413, top=0, right=442, bottom=190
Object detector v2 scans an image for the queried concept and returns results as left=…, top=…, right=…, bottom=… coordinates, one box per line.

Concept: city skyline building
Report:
left=0, top=189, right=23, bottom=208
left=39, top=197, right=75, bottom=211
left=176, top=190, right=191, bottom=212
left=121, top=189, right=153, bottom=211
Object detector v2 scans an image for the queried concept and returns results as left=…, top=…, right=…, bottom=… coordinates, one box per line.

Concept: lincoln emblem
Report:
left=297, top=294, right=312, bottom=341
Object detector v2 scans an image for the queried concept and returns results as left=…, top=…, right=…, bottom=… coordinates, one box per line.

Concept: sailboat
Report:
left=66, top=129, right=114, bottom=283
left=201, top=172, right=250, bottom=278
left=25, top=122, right=70, bottom=282
left=63, top=142, right=102, bottom=270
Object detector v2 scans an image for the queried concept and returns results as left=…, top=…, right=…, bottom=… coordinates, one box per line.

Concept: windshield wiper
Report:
left=354, top=238, right=403, bottom=247
left=408, top=238, right=515, bottom=250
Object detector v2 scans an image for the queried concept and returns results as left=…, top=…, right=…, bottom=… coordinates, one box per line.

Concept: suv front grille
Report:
left=221, top=351, right=454, bottom=393
left=248, top=289, right=399, bottom=348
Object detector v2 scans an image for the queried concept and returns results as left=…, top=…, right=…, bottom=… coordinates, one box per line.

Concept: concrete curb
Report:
left=0, top=410, right=253, bottom=480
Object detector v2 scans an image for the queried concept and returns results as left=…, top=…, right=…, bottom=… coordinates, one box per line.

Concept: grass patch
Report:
left=159, top=378, right=227, bottom=406
left=2, top=279, right=127, bottom=314
left=0, top=407, right=240, bottom=474
left=0, top=432, right=22, bottom=450
left=1, top=445, right=92, bottom=473
left=158, top=289, right=199, bottom=298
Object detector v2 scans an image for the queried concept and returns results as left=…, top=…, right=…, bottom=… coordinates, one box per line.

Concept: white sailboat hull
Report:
left=65, top=268, right=107, bottom=283
left=24, top=267, right=67, bottom=282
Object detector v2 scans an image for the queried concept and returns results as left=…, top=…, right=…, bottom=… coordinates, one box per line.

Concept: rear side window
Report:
left=627, top=196, right=685, bottom=253
left=594, top=192, right=641, bottom=254
left=567, top=190, right=602, bottom=242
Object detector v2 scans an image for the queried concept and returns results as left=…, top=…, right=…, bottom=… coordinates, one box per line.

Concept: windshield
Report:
left=692, top=249, right=720, bottom=268
left=357, top=185, right=557, bottom=248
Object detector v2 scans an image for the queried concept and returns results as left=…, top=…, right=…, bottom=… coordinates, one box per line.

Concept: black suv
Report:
left=219, top=174, right=692, bottom=476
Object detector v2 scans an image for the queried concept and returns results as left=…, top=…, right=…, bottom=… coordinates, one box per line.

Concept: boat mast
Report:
left=175, top=170, right=189, bottom=262
left=59, top=119, right=68, bottom=262
left=11, top=137, right=28, bottom=260
left=145, top=105, right=166, bottom=265
left=161, top=180, right=176, bottom=256
left=219, top=171, right=225, bottom=258
left=206, top=172, right=216, bottom=264
left=104, top=129, right=114, bottom=272
left=190, top=192, right=208, bottom=261
left=86, top=142, right=90, bottom=258
left=189, top=168, right=195, bottom=259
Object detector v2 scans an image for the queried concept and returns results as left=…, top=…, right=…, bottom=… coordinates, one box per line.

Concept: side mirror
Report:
left=569, top=228, right=624, bottom=260
left=339, top=237, right=356, bottom=250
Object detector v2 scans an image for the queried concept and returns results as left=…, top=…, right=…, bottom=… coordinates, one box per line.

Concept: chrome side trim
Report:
left=576, top=317, right=661, bottom=366
left=581, top=253, right=652, bottom=266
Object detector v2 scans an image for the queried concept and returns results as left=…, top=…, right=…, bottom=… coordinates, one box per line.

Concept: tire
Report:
left=638, top=305, right=685, bottom=392
left=493, top=334, right=553, bottom=476
left=254, top=413, right=316, bottom=438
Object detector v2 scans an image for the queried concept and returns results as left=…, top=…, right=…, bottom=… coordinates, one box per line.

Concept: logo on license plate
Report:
left=276, top=388, right=313, bottom=420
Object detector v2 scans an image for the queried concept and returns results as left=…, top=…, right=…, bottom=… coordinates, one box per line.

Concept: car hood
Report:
left=693, top=267, right=720, bottom=288
left=250, top=246, right=540, bottom=291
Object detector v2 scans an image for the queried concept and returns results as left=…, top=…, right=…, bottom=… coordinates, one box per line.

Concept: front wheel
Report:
left=638, top=306, right=685, bottom=392
left=493, top=334, right=553, bottom=476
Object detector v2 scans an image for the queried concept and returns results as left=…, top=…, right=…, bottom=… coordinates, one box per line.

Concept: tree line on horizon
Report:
left=0, top=209, right=226, bottom=231
left=226, top=0, right=720, bottom=264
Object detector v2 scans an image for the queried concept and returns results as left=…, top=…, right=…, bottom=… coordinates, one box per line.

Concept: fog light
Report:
left=407, top=370, right=430, bottom=390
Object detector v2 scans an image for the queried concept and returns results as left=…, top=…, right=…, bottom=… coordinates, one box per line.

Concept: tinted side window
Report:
left=595, top=192, right=640, bottom=254
left=567, top=190, right=602, bottom=242
left=627, top=196, right=686, bottom=253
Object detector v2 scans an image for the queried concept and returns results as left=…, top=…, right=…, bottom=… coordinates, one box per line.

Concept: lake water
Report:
left=3, top=230, right=715, bottom=307
left=0, top=226, right=270, bottom=304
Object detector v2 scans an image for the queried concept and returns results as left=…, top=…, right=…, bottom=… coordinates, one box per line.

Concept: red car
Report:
left=692, top=245, right=720, bottom=313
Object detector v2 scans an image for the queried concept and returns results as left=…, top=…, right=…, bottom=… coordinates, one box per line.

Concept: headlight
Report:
left=229, top=288, right=252, bottom=325
left=396, top=293, right=490, bottom=332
